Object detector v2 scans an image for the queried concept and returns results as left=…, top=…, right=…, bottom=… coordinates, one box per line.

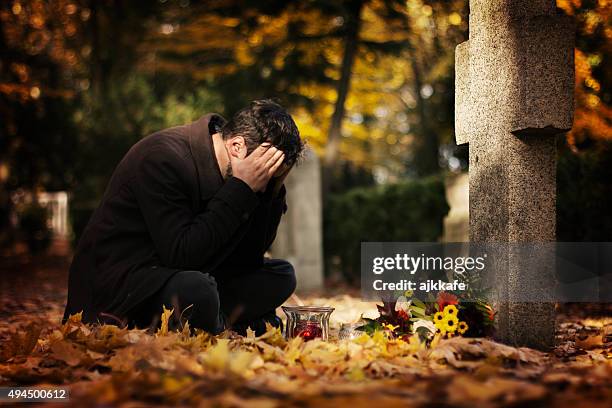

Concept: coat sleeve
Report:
left=244, top=184, right=287, bottom=257
left=134, top=148, right=259, bottom=269
left=218, top=184, right=287, bottom=268
left=262, top=184, right=287, bottom=252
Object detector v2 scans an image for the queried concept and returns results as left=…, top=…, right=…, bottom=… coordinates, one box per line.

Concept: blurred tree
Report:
left=0, top=0, right=222, bottom=245
left=149, top=0, right=468, bottom=192
left=0, top=0, right=86, bottom=246
left=556, top=0, right=612, bottom=242
left=323, top=0, right=365, bottom=177
left=1, top=0, right=471, bottom=247
left=68, top=1, right=224, bottom=242
left=557, top=141, right=612, bottom=241
left=557, top=0, right=612, bottom=149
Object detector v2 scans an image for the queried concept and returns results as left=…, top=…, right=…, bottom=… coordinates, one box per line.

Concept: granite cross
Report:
left=454, top=0, right=574, bottom=349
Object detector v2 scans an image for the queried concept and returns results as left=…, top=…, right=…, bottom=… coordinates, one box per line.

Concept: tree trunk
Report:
left=403, top=6, right=439, bottom=177
left=0, top=14, right=13, bottom=248
left=323, top=0, right=364, bottom=195
left=410, top=54, right=439, bottom=176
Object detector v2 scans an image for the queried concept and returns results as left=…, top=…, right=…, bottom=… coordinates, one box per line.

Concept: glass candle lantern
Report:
left=281, top=306, right=334, bottom=341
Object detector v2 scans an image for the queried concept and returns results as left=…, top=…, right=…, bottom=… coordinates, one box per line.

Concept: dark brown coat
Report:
left=63, top=114, right=286, bottom=324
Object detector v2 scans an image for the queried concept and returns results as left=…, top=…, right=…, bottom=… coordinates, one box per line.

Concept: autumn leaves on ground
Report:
left=0, top=253, right=609, bottom=407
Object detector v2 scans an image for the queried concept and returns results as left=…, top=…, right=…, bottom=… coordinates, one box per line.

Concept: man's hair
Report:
left=221, top=99, right=304, bottom=166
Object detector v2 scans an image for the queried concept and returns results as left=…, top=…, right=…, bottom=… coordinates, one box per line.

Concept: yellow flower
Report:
left=443, top=305, right=458, bottom=316
left=433, top=312, right=445, bottom=330
left=384, top=323, right=399, bottom=332
left=446, top=332, right=455, bottom=339
left=404, top=290, right=414, bottom=297
left=457, top=321, right=468, bottom=334
left=443, top=315, right=459, bottom=333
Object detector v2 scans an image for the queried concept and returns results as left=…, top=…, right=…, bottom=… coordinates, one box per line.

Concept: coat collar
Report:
left=188, top=113, right=227, bottom=201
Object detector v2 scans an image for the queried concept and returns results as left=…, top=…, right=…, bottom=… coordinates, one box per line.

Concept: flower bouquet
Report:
left=358, top=290, right=496, bottom=344
left=431, top=291, right=495, bottom=338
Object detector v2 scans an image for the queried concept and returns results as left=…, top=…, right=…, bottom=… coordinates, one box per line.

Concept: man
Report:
left=63, top=99, right=303, bottom=335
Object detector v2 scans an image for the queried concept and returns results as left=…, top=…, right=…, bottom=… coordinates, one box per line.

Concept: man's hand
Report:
left=231, top=143, right=285, bottom=193
left=267, top=162, right=294, bottom=196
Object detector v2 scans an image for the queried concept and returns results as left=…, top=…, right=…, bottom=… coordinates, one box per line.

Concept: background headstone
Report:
left=443, top=173, right=469, bottom=243
left=271, top=148, right=324, bottom=291
left=455, top=0, right=574, bottom=349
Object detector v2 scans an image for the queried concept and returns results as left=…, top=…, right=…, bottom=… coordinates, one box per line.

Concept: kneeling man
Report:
left=63, top=99, right=303, bottom=335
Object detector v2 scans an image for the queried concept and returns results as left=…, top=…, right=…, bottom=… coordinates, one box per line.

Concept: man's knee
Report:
left=162, top=270, right=222, bottom=332
left=283, top=262, right=297, bottom=296
left=167, top=270, right=218, bottom=304
left=265, top=259, right=297, bottom=298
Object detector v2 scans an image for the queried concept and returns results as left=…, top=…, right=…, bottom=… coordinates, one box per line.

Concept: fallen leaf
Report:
left=50, top=340, right=92, bottom=367
left=157, top=305, right=174, bottom=336
left=575, top=334, right=604, bottom=350
left=0, top=321, right=41, bottom=361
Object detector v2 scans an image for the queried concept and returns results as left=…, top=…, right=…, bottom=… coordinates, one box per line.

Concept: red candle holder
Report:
left=281, top=306, right=334, bottom=341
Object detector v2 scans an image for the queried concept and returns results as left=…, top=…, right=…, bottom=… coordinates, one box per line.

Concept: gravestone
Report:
left=455, top=0, right=574, bottom=349
left=271, top=148, right=324, bottom=291
left=443, top=173, right=469, bottom=243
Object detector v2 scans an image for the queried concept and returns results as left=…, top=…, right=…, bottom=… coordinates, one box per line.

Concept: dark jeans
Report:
left=126, top=258, right=296, bottom=334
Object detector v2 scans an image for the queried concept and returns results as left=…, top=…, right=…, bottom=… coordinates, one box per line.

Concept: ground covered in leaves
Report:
left=0, top=252, right=611, bottom=407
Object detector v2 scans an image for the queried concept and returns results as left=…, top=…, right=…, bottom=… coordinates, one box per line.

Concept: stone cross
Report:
left=455, top=0, right=574, bottom=349
left=271, top=148, right=324, bottom=291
